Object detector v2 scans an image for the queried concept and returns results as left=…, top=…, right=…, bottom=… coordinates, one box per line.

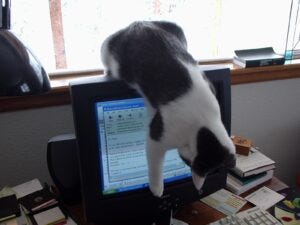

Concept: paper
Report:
left=0, top=218, right=18, bottom=225
left=169, top=210, right=189, bottom=225
left=201, top=189, right=247, bottom=215
left=170, top=218, right=189, bottom=225
left=16, top=206, right=31, bottom=225
left=65, top=217, right=77, bottom=225
left=276, top=188, right=300, bottom=220
left=274, top=207, right=300, bottom=225
left=33, top=207, right=65, bottom=225
left=245, top=186, right=285, bottom=210
left=12, top=179, right=43, bottom=198
left=0, top=187, right=15, bottom=198
left=0, top=216, right=15, bottom=223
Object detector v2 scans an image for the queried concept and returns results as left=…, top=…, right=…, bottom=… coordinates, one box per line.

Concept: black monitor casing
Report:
left=70, top=68, right=231, bottom=225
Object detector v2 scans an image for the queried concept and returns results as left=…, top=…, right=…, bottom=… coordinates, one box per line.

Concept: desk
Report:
left=65, top=177, right=288, bottom=225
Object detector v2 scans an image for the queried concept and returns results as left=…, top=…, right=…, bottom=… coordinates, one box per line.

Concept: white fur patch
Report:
left=151, top=62, right=235, bottom=192
left=101, top=37, right=120, bottom=79
left=192, top=171, right=206, bottom=190
left=150, top=62, right=235, bottom=164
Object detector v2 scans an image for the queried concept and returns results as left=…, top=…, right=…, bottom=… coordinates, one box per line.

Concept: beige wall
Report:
left=0, top=78, right=299, bottom=187
left=231, top=78, right=300, bottom=186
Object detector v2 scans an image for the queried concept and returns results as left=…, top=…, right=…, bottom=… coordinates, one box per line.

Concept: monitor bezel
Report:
left=203, top=68, right=232, bottom=135
left=70, top=68, right=231, bottom=224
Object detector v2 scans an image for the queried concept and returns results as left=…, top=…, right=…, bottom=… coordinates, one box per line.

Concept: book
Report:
left=226, top=169, right=274, bottom=195
left=233, top=47, right=285, bottom=68
left=19, top=188, right=58, bottom=213
left=0, top=195, right=20, bottom=222
left=231, top=147, right=275, bottom=177
left=228, top=171, right=268, bottom=186
left=32, top=207, right=66, bottom=225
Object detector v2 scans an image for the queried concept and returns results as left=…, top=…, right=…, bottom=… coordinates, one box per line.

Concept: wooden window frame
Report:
left=2, top=2, right=300, bottom=112
left=49, top=0, right=67, bottom=69
left=1, top=61, right=300, bottom=113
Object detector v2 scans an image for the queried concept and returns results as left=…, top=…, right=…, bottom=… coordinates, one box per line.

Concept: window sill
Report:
left=1, top=61, right=300, bottom=113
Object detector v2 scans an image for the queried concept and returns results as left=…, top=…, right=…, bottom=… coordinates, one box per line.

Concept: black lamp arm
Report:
left=1, top=0, right=11, bottom=29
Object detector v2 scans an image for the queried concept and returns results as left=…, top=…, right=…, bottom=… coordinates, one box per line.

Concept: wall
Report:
left=0, top=78, right=299, bottom=188
left=231, top=78, right=300, bottom=186
left=0, top=105, right=74, bottom=187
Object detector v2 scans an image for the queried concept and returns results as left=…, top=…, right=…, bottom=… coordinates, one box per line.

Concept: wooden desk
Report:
left=65, top=177, right=288, bottom=225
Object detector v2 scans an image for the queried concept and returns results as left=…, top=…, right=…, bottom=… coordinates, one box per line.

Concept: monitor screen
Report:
left=95, top=97, right=191, bottom=195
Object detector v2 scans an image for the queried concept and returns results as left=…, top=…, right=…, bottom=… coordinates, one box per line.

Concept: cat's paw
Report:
left=149, top=181, right=164, bottom=197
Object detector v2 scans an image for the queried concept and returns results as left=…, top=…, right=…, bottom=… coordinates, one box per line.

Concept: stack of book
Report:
left=19, top=188, right=58, bottom=214
left=0, top=194, right=20, bottom=222
left=233, top=47, right=285, bottom=68
left=0, top=179, right=70, bottom=225
left=226, top=147, right=276, bottom=195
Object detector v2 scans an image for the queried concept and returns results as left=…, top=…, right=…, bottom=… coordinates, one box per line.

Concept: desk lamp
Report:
left=0, top=0, right=51, bottom=96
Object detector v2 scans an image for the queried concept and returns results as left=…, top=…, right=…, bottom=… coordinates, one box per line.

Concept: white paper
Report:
left=168, top=210, right=189, bottom=225
left=16, top=206, right=31, bottom=225
left=201, top=189, right=247, bottom=215
left=33, top=207, right=65, bottom=225
left=170, top=218, right=189, bottom=225
left=245, top=186, right=285, bottom=210
left=12, top=178, right=43, bottom=198
left=65, top=217, right=77, bottom=225
left=0, top=218, right=18, bottom=225
left=0, top=186, right=15, bottom=198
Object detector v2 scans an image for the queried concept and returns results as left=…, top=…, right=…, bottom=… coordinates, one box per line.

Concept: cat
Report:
left=101, top=21, right=236, bottom=197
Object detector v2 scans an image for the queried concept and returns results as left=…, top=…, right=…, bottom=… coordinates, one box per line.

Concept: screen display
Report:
left=95, top=98, right=191, bottom=195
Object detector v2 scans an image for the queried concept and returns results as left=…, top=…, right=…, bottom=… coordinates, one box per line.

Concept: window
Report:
left=11, top=0, right=291, bottom=73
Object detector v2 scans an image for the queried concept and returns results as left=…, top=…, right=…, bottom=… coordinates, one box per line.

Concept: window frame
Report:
left=1, top=60, right=300, bottom=113
left=3, top=1, right=300, bottom=112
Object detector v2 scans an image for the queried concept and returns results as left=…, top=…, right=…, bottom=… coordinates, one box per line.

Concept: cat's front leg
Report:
left=146, top=138, right=166, bottom=197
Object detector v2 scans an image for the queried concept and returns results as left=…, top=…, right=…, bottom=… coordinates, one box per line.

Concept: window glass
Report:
left=11, top=0, right=291, bottom=72
left=11, top=0, right=56, bottom=71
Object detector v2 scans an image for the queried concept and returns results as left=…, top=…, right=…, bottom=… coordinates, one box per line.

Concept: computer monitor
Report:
left=70, top=68, right=231, bottom=225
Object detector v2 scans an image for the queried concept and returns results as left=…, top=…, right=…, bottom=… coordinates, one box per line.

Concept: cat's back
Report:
left=101, top=21, right=196, bottom=108
left=158, top=66, right=221, bottom=146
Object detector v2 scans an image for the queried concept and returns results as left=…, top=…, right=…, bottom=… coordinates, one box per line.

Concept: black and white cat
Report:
left=101, top=21, right=236, bottom=197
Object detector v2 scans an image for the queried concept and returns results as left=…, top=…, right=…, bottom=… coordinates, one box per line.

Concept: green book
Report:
left=228, top=171, right=268, bottom=185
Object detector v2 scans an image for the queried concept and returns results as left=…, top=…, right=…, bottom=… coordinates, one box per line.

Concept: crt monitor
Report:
left=70, top=68, right=231, bottom=225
